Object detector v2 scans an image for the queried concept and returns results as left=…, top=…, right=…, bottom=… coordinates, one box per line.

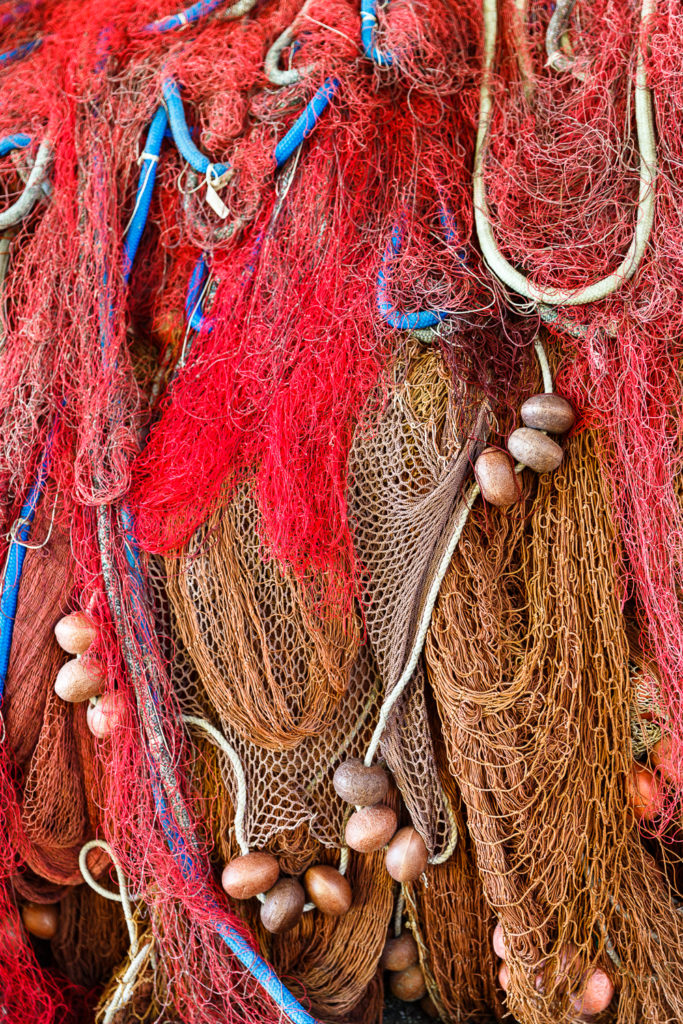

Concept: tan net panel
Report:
left=3, top=504, right=107, bottom=900
left=426, top=428, right=683, bottom=1024
left=51, top=883, right=130, bottom=988
left=151, top=542, right=379, bottom=851
left=166, top=486, right=359, bottom=751
left=404, top=754, right=502, bottom=1023
left=347, top=345, right=488, bottom=858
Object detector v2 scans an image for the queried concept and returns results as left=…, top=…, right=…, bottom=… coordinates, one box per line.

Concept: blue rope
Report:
left=162, top=78, right=230, bottom=180
left=122, top=107, right=168, bottom=282
left=0, top=434, right=53, bottom=699
left=274, top=77, right=339, bottom=168
left=377, top=209, right=464, bottom=330
left=0, top=37, right=41, bottom=67
left=143, top=0, right=224, bottom=32
left=360, top=0, right=395, bottom=67
left=184, top=252, right=209, bottom=333
left=0, top=134, right=31, bottom=158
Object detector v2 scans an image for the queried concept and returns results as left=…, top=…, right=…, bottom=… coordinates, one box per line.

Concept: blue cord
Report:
left=143, top=0, right=225, bottom=32
left=184, top=252, right=209, bottom=333
left=122, top=107, right=168, bottom=282
left=0, top=37, right=41, bottom=67
left=377, top=209, right=464, bottom=330
left=274, top=77, right=339, bottom=168
left=162, top=78, right=230, bottom=180
left=360, top=0, right=395, bottom=67
left=0, top=434, right=54, bottom=698
left=0, top=134, right=31, bottom=158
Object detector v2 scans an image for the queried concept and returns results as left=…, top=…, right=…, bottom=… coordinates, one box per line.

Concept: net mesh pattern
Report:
left=347, top=347, right=488, bottom=858
left=426, top=428, right=683, bottom=1023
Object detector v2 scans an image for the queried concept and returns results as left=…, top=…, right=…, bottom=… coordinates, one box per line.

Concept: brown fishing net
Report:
left=3, top=502, right=107, bottom=900
left=425, top=427, right=683, bottom=1023
left=403, top=753, right=502, bottom=1023
left=347, top=344, right=488, bottom=859
left=51, top=883, right=130, bottom=988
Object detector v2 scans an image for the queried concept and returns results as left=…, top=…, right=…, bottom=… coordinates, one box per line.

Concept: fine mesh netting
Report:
left=347, top=345, right=488, bottom=858
left=426, top=427, right=683, bottom=1023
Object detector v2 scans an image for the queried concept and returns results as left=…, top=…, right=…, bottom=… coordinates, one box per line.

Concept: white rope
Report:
left=102, top=942, right=153, bottom=1024
left=0, top=139, right=52, bottom=230
left=183, top=714, right=350, bottom=910
left=473, top=0, right=657, bottom=306
left=79, top=839, right=138, bottom=952
left=183, top=714, right=249, bottom=854
left=264, top=0, right=315, bottom=85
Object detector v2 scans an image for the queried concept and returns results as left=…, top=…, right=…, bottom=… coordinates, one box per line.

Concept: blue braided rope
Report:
left=377, top=204, right=467, bottom=330
left=0, top=36, right=41, bottom=67
left=162, top=78, right=230, bottom=180
left=184, top=252, right=208, bottom=333
left=143, top=0, right=224, bottom=32
left=360, top=0, right=395, bottom=67
left=122, top=107, right=168, bottom=281
left=0, top=134, right=31, bottom=158
left=0, top=435, right=53, bottom=698
left=274, top=77, right=339, bottom=168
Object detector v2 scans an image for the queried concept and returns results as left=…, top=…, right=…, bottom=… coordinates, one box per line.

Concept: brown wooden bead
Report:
left=389, top=965, right=426, bottom=1002
left=260, top=878, right=305, bottom=934
left=221, top=852, right=280, bottom=900
left=521, top=393, right=575, bottom=434
left=420, top=995, right=440, bottom=1019
left=55, top=657, right=105, bottom=703
left=507, top=428, right=563, bottom=473
left=303, top=865, right=352, bottom=916
left=332, top=758, right=389, bottom=806
left=345, top=805, right=397, bottom=853
left=385, top=827, right=428, bottom=882
left=22, top=902, right=58, bottom=940
left=54, top=612, right=97, bottom=655
left=381, top=931, right=419, bottom=971
left=474, top=448, right=520, bottom=508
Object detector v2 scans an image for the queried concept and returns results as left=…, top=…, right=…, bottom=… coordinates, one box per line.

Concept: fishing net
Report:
left=426, top=426, right=683, bottom=1023
left=1, top=502, right=107, bottom=900
left=475, top=0, right=683, bottom=815
left=403, top=754, right=502, bottom=1023
left=347, top=345, right=488, bottom=858
left=51, top=884, right=130, bottom=989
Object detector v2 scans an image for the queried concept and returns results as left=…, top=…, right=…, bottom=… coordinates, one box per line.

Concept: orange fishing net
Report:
left=426, top=427, right=683, bottom=1022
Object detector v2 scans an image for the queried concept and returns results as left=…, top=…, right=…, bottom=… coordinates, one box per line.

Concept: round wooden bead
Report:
left=332, top=758, right=389, bottom=807
left=345, top=805, right=397, bottom=853
left=507, top=428, right=563, bottom=473
left=382, top=932, right=419, bottom=971
left=221, top=852, right=280, bottom=900
left=22, top=902, right=58, bottom=940
left=86, top=692, right=124, bottom=739
left=628, top=766, right=661, bottom=821
left=54, top=612, right=97, bottom=655
left=260, top=878, right=305, bottom=934
left=492, top=921, right=506, bottom=960
left=389, top=964, right=426, bottom=1002
left=385, top=827, right=428, bottom=882
left=55, top=657, right=105, bottom=703
left=569, top=969, right=614, bottom=1015
left=420, top=995, right=439, bottom=1019
left=303, top=864, right=352, bottom=916
left=521, top=393, right=575, bottom=434
left=474, top=448, right=520, bottom=508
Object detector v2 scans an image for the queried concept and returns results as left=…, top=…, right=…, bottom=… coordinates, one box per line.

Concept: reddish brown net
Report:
left=426, top=427, right=683, bottom=1022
